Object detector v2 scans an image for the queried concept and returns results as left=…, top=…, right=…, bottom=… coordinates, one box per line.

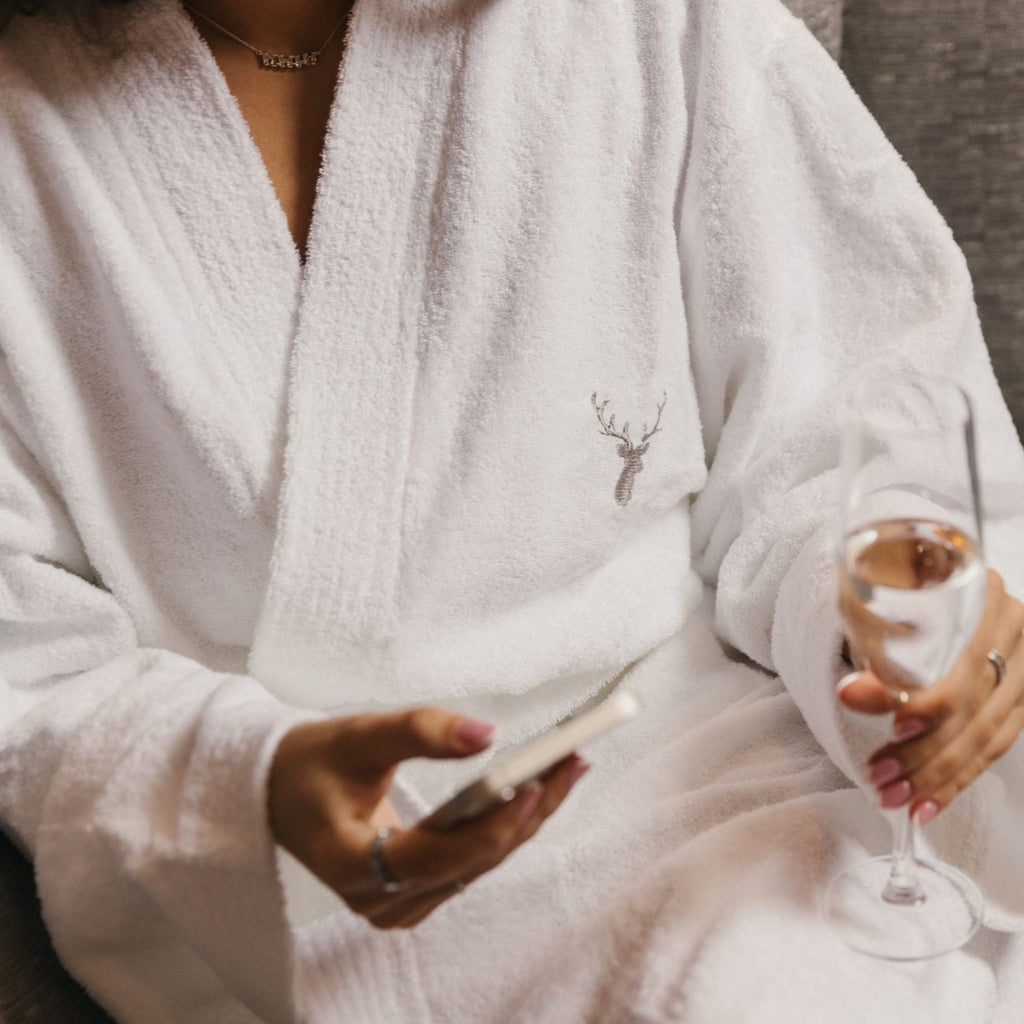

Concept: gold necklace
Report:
left=183, top=4, right=350, bottom=71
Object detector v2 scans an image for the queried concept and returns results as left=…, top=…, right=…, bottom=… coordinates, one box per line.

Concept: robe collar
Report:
left=107, top=0, right=469, bottom=705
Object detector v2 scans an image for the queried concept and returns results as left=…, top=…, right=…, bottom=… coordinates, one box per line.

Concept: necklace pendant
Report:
left=257, top=49, right=321, bottom=71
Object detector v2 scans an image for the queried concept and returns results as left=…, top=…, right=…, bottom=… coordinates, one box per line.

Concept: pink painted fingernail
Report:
left=879, top=778, right=913, bottom=809
left=893, top=717, right=930, bottom=742
left=566, top=762, right=591, bottom=788
left=868, top=757, right=903, bottom=787
left=455, top=718, right=494, bottom=750
left=914, top=800, right=940, bottom=826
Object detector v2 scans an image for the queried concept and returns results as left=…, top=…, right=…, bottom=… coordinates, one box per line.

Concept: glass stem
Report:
left=883, top=809, right=926, bottom=905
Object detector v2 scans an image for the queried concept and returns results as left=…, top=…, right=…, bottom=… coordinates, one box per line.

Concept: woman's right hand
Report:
left=267, top=709, right=588, bottom=929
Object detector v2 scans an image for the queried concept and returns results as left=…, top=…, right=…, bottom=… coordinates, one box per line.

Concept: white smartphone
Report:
left=419, top=688, right=642, bottom=831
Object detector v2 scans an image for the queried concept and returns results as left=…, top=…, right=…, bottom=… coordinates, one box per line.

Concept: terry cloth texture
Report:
left=0, top=0, right=1023, bottom=1021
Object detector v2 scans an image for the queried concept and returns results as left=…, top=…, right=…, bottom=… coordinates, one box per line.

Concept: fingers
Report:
left=385, top=784, right=545, bottom=891
left=344, top=756, right=590, bottom=930
left=330, top=708, right=495, bottom=776
left=387, top=755, right=587, bottom=890
left=890, top=579, right=1022, bottom=767
left=902, top=623, right=1024, bottom=822
left=908, top=702, right=1024, bottom=826
left=367, top=879, right=467, bottom=930
left=892, top=569, right=1008, bottom=724
left=861, top=570, right=1024, bottom=822
left=276, top=711, right=590, bottom=930
left=513, top=755, right=590, bottom=845
left=272, top=710, right=592, bottom=935
left=269, top=710, right=496, bottom=867
left=320, top=786, right=542, bottom=916
left=837, top=669, right=898, bottom=715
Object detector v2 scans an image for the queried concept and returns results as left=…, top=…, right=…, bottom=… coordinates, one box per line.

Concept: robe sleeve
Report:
left=680, top=0, right=1024, bottom=926
left=0, top=365, right=312, bottom=1021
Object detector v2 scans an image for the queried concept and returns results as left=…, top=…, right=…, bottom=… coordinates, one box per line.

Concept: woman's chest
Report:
left=2, top=0, right=707, bottom=661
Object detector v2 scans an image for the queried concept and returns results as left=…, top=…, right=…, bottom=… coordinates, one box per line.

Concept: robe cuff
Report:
left=34, top=660, right=320, bottom=1024
left=769, top=520, right=877, bottom=785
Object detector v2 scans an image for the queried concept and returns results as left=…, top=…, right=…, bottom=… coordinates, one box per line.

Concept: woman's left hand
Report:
left=839, top=568, right=1024, bottom=824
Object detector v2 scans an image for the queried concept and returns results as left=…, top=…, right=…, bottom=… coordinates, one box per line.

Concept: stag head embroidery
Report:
left=591, top=391, right=667, bottom=506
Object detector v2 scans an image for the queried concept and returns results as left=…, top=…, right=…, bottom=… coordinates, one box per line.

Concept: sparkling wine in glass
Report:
left=824, top=371, right=987, bottom=960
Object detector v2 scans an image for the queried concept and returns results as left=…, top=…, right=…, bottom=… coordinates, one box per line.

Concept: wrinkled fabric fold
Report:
left=1, top=0, right=1023, bottom=1020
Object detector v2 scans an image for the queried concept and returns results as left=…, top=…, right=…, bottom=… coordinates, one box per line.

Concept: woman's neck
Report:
left=184, top=1, right=350, bottom=54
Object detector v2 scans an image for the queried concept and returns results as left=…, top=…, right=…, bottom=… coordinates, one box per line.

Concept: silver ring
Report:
left=986, top=649, right=1007, bottom=687
left=368, top=828, right=406, bottom=894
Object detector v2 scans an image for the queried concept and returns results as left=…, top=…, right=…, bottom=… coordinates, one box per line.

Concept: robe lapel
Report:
left=250, top=0, right=462, bottom=704
left=99, top=0, right=305, bottom=511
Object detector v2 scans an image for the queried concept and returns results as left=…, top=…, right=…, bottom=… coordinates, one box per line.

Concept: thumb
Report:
left=339, top=708, right=494, bottom=773
left=837, top=669, right=896, bottom=715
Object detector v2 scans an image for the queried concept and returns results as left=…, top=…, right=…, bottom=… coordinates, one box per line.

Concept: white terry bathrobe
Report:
left=2, top=0, right=1024, bottom=1021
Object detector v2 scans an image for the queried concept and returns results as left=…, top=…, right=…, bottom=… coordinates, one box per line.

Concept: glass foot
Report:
left=823, top=855, right=984, bottom=960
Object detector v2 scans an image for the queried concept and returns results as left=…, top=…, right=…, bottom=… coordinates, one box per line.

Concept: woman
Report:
left=1, top=0, right=1023, bottom=1021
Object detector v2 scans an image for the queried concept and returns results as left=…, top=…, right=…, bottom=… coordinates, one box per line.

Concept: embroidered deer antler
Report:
left=592, top=391, right=667, bottom=506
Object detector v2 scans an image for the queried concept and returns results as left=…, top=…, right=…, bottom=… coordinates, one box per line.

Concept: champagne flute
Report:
left=823, top=370, right=988, bottom=960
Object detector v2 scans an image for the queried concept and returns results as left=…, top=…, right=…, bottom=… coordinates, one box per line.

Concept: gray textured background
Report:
left=786, top=0, right=844, bottom=58
left=842, top=0, right=1024, bottom=436
left=789, top=0, right=1023, bottom=436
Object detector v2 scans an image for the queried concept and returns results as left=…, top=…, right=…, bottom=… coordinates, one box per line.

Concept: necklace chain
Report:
left=183, top=4, right=350, bottom=71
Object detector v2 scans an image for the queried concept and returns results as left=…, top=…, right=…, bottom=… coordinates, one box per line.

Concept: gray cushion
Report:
left=840, top=0, right=1024, bottom=437
left=782, top=0, right=844, bottom=59
left=0, top=832, right=113, bottom=1023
